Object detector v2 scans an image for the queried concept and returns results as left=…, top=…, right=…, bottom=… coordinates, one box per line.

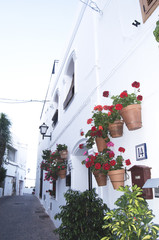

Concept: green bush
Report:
left=54, top=188, right=112, bottom=240
left=102, top=185, right=159, bottom=240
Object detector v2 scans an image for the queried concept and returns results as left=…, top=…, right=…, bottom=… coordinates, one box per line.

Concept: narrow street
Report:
left=0, top=194, right=59, bottom=240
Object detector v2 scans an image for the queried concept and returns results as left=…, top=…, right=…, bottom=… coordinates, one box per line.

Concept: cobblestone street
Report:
left=0, top=194, right=59, bottom=240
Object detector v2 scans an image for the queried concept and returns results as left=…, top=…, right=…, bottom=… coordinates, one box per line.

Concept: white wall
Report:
left=36, top=0, right=159, bottom=226
left=3, top=134, right=27, bottom=196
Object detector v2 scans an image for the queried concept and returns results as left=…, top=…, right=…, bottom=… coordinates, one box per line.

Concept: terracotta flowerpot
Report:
left=108, top=120, right=124, bottom=138
left=58, top=169, right=66, bottom=179
left=95, top=137, right=107, bottom=152
left=93, top=171, right=107, bottom=186
left=59, top=150, right=68, bottom=159
left=108, top=169, right=125, bottom=189
left=119, top=104, right=142, bottom=131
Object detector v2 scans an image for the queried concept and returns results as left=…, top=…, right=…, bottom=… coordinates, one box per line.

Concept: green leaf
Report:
left=152, top=225, right=159, bottom=231
left=142, top=235, right=152, bottom=239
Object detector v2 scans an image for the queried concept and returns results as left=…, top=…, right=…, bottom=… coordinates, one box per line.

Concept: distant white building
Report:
left=35, top=0, right=159, bottom=227
left=3, top=133, right=27, bottom=196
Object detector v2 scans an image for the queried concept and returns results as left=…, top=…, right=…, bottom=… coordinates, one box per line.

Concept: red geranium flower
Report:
left=120, top=91, right=128, bottom=98
left=115, top=104, right=123, bottom=110
left=91, top=156, right=96, bottom=161
left=110, top=160, right=116, bottom=166
left=90, top=132, right=96, bottom=137
left=80, top=131, right=84, bottom=136
left=98, top=126, right=103, bottom=130
left=118, top=147, right=125, bottom=153
left=132, top=81, right=140, bottom=88
left=109, top=151, right=115, bottom=158
left=87, top=118, right=93, bottom=124
left=86, top=162, right=91, bottom=168
left=96, top=130, right=102, bottom=137
left=103, top=163, right=110, bottom=170
left=137, top=95, right=143, bottom=101
left=94, top=105, right=103, bottom=111
left=108, top=105, right=114, bottom=112
left=91, top=126, right=97, bottom=131
left=103, top=105, right=109, bottom=110
left=125, top=159, right=131, bottom=166
left=79, top=144, right=84, bottom=149
left=108, top=112, right=111, bottom=116
left=103, top=91, right=109, bottom=97
left=95, top=163, right=101, bottom=170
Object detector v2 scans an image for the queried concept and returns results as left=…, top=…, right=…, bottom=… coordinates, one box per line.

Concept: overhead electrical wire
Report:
left=0, top=98, right=50, bottom=104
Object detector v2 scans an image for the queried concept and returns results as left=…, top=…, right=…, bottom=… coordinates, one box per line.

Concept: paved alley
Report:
left=0, top=194, right=59, bottom=240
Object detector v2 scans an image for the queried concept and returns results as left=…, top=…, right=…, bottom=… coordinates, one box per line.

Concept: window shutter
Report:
left=63, top=75, right=75, bottom=109
left=139, top=0, right=159, bottom=22
left=52, top=109, right=58, bottom=127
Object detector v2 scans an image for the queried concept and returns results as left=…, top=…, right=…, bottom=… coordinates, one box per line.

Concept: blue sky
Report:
left=0, top=0, right=79, bottom=179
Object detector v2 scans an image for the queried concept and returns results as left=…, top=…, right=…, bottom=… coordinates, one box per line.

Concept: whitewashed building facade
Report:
left=35, top=0, right=159, bottom=227
left=2, top=134, right=27, bottom=196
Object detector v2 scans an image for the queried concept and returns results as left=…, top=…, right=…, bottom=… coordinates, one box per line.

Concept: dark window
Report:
left=39, top=169, right=43, bottom=198
left=139, top=0, right=159, bottom=22
left=52, top=180, right=56, bottom=198
left=63, top=74, right=74, bottom=109
left=52, top=109, right=58, bottom=127
left=66, top=172, right=71, bottom=187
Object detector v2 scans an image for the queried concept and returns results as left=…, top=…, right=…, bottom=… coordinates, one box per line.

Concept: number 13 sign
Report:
left=136, top=143, right=147, bottom=161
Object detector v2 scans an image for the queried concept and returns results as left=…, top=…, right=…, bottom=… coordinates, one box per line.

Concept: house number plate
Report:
left=136, top=143, right=147, bottom=161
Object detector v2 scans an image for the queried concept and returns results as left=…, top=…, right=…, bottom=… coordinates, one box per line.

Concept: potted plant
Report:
left=102, top=185, right=159, bottom=240
left=103, top=82, right=143, bottom=130
left=82, top=151, right=109, bottom=186
left=40, top=149, right=52, bottom=171
left=85, top=105, right=110, bottom=151
left=105, top=144, right=131, bottom=190
left=41, top=149, right=58, bottom=181
left=44, top=161, right=59, bottom=182
left=51, top=150, right=63, bottom=162
left=82, top=141, right=130, bottom=188
left=56, top=161, right=67, bottom=179
left=41, top=149, right=67, bottom=181
left=101, top=99, right=124, bottom=138
left=56, top=144, right=68, bottom=159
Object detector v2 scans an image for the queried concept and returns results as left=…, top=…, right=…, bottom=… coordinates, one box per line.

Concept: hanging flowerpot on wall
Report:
left=93, top=171, right=107, bottom=186
left=58, top=169, right=67, bottom=179
left=119, top=104, right=142, bottom=131
left=59, top=150, right=68, bottom=159
left=108, top=120, right=124, bottom=138
left=108, top=169, right=125, bottom=190
left=95, top=137, right=107, bottom=152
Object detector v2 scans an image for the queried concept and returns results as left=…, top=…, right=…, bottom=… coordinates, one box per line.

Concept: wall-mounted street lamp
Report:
left=39, top=123, right=51, bottom=140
